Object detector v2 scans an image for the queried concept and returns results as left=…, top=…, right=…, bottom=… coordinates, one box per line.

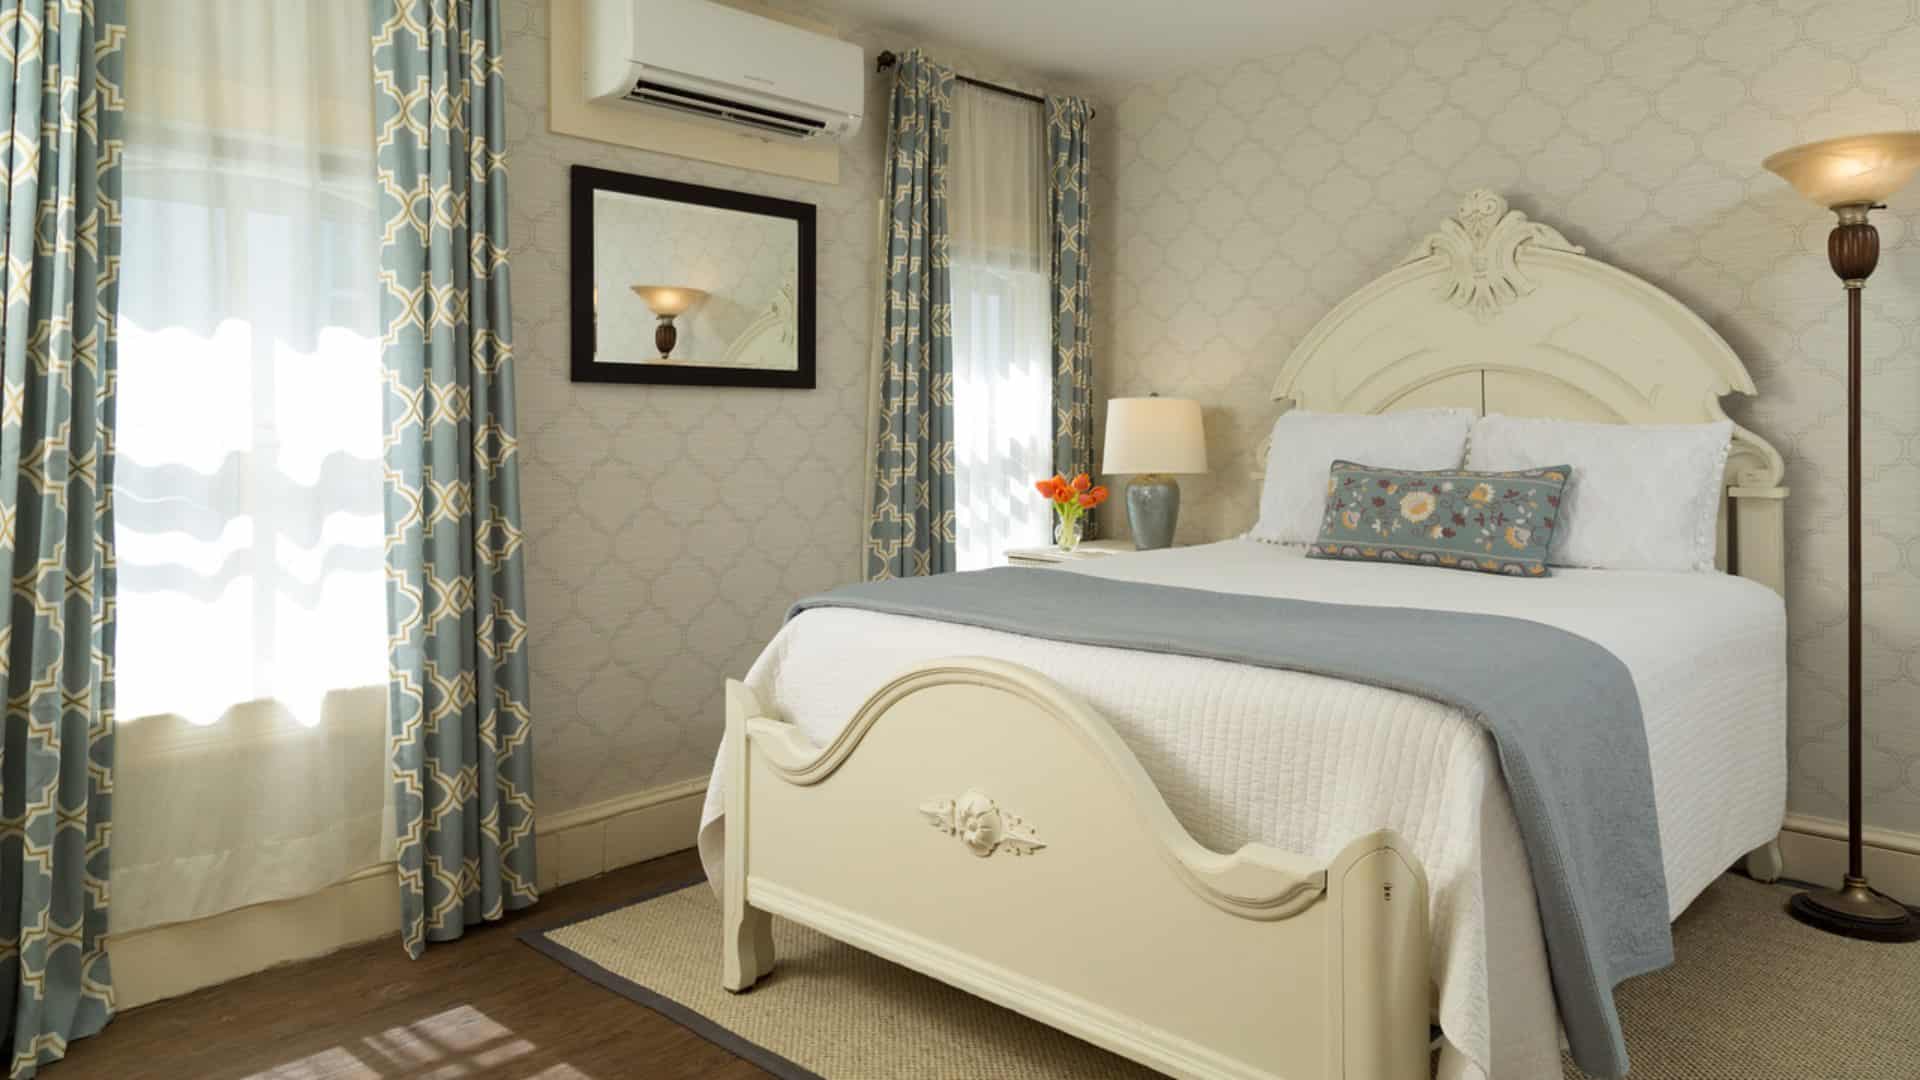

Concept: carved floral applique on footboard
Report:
left=920, top=789, right=1046, bottom=857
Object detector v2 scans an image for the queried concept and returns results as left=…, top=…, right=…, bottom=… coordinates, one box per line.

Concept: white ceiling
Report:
left=814, top=0, right=1470, bottom=86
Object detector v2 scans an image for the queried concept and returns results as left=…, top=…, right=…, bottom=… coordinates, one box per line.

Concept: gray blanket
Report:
left=792, top=568, right=1670, bottom=1078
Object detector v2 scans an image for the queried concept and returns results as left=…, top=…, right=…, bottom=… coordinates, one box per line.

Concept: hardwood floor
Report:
left=56, top=850, right=770, bottom=1079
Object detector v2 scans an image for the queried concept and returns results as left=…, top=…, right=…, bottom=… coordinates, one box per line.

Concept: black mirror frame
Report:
left=569, top=165, right=816, bottom=389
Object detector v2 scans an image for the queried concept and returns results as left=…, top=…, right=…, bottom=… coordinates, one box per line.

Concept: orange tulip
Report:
left=1070, top=473, right=1092, bottom=492
left=1034, top=478, right=1059, bottom=499
left=1077, top=493, right=1097, bottom=509
left=1089, top=485, right=1109, bottom=503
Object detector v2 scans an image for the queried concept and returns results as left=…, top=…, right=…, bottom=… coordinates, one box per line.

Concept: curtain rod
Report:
left=874, top=50, right=1095, bottom=119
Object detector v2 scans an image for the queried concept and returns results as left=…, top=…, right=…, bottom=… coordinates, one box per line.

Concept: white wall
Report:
left=1089, top=0, right=1920, bottom=832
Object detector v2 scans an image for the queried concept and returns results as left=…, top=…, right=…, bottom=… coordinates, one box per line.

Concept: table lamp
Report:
left=630, top=285, right=708, bottom=359
left=1101, top=396, right=1207, bottom=550
left=1763, top=130, right=1920, bottom=943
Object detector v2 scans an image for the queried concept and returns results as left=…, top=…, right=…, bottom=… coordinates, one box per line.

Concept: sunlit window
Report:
left=952, top=262, right=1054, bottom=570
left=116, top=192, right=386, bottom=728
left=950, top=84, right=1055, bottom=569
left=110, top=0, right=392, bottom=934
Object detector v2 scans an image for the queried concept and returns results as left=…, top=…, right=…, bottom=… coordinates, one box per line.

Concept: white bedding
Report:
left=696, top=540, right=1786, bottom=1080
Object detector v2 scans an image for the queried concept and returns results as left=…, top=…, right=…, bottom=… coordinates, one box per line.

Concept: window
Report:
left=949, top=85, right=1055, bottom=570
left=110, top=0, right=390, bottom=932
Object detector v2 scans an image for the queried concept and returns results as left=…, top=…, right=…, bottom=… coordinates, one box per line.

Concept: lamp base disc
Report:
left=1787, top=879, right=1920, bottom=943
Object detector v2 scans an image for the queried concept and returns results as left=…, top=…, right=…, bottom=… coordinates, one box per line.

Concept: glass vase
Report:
left=1055, top=513, right=1083, bottom=553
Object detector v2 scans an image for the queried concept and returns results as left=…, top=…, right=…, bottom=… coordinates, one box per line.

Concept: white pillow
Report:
left=1465, top=415, right=1732, bottom=571
left=1251, top=408, right=1475, bottom=545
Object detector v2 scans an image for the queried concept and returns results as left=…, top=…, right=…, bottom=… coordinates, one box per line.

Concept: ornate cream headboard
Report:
left=1267, top=190, right=1788, bottom=594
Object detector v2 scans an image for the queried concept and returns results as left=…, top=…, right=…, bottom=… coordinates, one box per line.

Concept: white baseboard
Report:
left=534, top=776, right=709, bottom=892
left=109, top=776, right=709, bottom=1010
left=1776, top=812, right=1920, bottom=904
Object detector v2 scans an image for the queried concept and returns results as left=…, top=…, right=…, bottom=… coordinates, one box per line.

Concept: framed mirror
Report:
left=569, top=166, right=816, bottom=388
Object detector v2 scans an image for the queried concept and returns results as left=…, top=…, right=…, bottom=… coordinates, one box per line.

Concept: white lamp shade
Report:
left=1101, top=397, right=1207, bottom=475
left=630, top=285, right=708, bottom=317
left=1763, top=131, right=1920, bottom=208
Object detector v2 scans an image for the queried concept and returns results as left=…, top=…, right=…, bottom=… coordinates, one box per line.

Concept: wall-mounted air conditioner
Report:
left=585, top=0, right=864, bottom=142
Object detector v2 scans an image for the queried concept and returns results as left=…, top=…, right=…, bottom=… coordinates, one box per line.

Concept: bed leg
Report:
left=723, top=680, right=776, bottom=992
left=1745, top=837, right=1783, bottom=883
left=723, top=898, right=774, bottom=991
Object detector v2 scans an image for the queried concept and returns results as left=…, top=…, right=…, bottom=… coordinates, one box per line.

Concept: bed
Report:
left=696, top=191, right=1790, bottom=1080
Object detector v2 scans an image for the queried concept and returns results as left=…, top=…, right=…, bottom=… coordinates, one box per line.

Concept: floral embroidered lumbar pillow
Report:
left=1307, top=460, right=1572, bottom=576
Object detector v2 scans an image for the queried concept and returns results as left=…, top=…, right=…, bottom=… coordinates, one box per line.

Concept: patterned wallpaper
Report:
left=500, top=0, right=1069, bottom=815
left=1088, top=0, right=1920, bottom=832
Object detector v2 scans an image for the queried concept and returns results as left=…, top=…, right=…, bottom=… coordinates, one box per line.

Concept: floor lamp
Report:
left=1763, top=131, right=1920, bottom=942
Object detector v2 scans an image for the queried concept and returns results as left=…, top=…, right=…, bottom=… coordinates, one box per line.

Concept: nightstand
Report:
left=1003, top=539, right=1137, bottom=567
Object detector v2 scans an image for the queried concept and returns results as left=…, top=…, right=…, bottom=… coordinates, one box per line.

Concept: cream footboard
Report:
left=720, top=658, right=1431, bottom=1080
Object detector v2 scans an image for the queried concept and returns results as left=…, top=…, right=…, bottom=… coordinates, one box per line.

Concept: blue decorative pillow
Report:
left=1306, top=460, right=1572, bottom=577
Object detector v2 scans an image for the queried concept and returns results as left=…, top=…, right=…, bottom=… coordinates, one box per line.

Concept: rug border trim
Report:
left=517, top=877, right=826, bottom=1080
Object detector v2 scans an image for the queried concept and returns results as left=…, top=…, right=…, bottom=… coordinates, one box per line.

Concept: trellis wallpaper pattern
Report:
left=1089, top=0, right=1920, bottom=832
left=499, top=0, right=1071, bottom=815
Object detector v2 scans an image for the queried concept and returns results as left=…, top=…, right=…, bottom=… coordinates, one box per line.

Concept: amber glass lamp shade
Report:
left=1762, top=131, right=1920, bottom=209
left=630, top=285, right=708, bottom=317
left=630, top=286, right=707, bottom=358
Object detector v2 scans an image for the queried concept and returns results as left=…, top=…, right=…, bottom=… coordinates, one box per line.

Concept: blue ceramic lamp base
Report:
left=1126, top=474, right=1181, bottom=550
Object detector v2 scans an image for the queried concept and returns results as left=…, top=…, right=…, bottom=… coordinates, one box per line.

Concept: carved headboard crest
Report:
left=1401, top=190, right=1586, bottom=321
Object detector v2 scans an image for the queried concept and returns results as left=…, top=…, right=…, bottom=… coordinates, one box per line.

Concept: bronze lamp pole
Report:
left=1763, top=131, right=1920, bottom=942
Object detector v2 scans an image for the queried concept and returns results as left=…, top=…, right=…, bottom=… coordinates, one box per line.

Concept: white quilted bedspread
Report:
left=697, top=540, right=1786, bottom=1080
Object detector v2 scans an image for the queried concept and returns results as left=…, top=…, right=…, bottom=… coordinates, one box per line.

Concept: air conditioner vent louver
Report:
left=625, top=79, right=826, bottom=139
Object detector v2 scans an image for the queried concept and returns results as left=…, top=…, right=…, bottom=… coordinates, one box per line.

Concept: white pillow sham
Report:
left=1250, top=408, right=1475, bottom=545
left=1465, top=415, right=1733, bottom=572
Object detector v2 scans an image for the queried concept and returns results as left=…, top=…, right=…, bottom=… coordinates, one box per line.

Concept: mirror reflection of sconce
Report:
left=572, top=165, right=816, bottom=389
left=630, top=285, right=708, bottom=359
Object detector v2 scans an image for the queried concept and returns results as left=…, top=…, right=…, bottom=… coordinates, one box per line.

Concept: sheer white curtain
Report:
left=949, top=85, right=1055, bottom=570
left=111, top=0, right=390, bottom=932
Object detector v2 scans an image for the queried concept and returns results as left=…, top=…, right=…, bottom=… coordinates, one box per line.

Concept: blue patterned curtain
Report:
left=866, top=50, right=956, bottom=580
left=0, top=1, right=124, bottom=1073
left=1046, top=97, right=1094, bottom=509
left=371, top=0, right=537, bottom=958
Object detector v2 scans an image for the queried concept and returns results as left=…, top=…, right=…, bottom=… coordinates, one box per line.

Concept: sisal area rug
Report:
left=521, top=874, right=1920, bottom=1079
